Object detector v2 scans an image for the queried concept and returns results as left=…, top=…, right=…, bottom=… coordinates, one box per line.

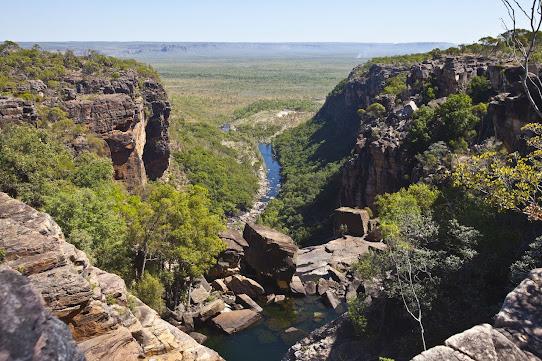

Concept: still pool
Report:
left=204, top=296, right=344, bottom=361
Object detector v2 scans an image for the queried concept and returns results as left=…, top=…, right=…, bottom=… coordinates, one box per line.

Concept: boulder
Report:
left=304, top=281, right=317, bottom=295
left=243, top=223, right=298, bottom=288
left=274, top=295, right=287, bottom=303
left=290, top=276, right=307, bottom=296
left=209, top=229, right=248, bottom=279
left=0, top=267, right=86, bottom=361
left=224, top=275, right=265, bottom=299
left=189, top=332, right=208, bottom=344
left=199, top=299, right=226, bottom=322
left=333, top=207, right=370, bottom=237
left=211, top=278, right=229, bottom=293
left=323, top=290, right=340, bottom=309
left=191, top=284, right=211, bottom=304
left=237, top=294, right=263, bottom=313
left=212, top=310, right=262, bottom=334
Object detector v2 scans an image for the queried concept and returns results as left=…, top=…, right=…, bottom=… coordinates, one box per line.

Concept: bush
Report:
left=467, top=76, right=493, bottom=104
left=348, top=296, right=368, bottom=335
left=0, top=124, right=74, bottom=206
left=0, top=248, right=5, bottom=263
left=366, top=102, right=386, bottom=117
left=383, top=73, right=408, bottom=96
left=133, top=273, right=165, bottom=314
left=407, top=93, right=481, bottom=154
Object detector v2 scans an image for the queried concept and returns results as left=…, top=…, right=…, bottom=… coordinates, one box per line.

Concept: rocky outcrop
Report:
left=0, top=267, right=86, bottom=361
left=0, top=69, right=170, bottom=190
left=0, top=95, right=38, bottom=126
left=0, top=192, right=222, bottom=361
left=62, top=72, right=170, bottom=189
left=326, top=55, right=540, bottom=209
left=282, top=314, right=372, bottom=361
left=243, top=223, right=298, bottom=290
left=284, top=268, right=542, bottom=361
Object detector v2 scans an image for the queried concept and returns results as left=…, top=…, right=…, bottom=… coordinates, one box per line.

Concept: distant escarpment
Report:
left=0, top=192, right=222, bottom=361
left=0, top=42, right=170, bottom=189
left=321, top=55, right=538, bottom=209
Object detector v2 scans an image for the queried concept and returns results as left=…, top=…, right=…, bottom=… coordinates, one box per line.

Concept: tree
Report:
left=0, top=124, right=74, bottom=206
left=126, top=183, right=226, bottom=307
left=453, top=123, right=542, bottom=221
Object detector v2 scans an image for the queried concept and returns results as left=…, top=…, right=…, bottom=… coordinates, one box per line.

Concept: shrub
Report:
left=383, top=73, right=408, bottom=96
left=348, top=296, right=368, bottom=335
left=0, top=248, right=5, bottom=263
left=133, top=273, right=165, bottom=314
left=467, top=76, right=494, bottom=104
left=366, top=102, right=386, bottom=117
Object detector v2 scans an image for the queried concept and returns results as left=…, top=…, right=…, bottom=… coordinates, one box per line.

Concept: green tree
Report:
left=133, top=273, right=165, bottom=314
left=0, top=124, right=74, bottom=206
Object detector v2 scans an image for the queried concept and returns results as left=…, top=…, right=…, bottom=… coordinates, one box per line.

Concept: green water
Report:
left=204, top=296, right=343, bottom=361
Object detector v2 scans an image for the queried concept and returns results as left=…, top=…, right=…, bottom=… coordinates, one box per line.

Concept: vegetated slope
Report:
left=271, top=33, right=542, bottom=358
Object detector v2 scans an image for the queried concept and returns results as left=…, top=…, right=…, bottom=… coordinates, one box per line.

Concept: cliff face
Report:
left=0, top=192, right=222, bottom=361
left=322, top=55, right=540, bottom=208
left=0, top=69, right=170, bottom=190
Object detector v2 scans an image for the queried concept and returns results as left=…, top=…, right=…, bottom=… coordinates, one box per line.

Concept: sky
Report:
left=0, top=0, right=523, bottom=44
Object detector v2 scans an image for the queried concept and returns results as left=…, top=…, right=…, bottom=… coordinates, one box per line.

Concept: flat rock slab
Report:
left=296, top=236, right=386, bottom=283
left=212, top=309, right=262, bottom=334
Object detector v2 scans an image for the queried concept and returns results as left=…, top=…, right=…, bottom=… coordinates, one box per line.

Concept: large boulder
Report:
left=0, top=192, right=223, bottom=361
left=243, top=223, right=298, bottom=289
left=0, top=267, right=86, bottom=361
left=211, top=310, right=262, bottom=335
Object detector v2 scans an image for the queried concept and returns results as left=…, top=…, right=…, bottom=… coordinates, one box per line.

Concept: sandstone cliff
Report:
left=321, top=55, right=539, bottom=208
left=0, top=69, right=170, bottom=190
left=0, top=192, right=222, bottom=361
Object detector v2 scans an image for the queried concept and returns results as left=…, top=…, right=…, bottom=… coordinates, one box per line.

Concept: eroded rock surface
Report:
left=0, top=192, right=222, bottom=361
left=0, top=266, right=85, bottom=361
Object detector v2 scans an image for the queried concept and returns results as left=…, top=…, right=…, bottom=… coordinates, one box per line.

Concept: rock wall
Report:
left=324, top=55, right=541, bottom=209
left=0, top=192, right=222, bottom=361
left=62, top=71, right=170, bottom=189
left=0, top=70, right=170, bottom=190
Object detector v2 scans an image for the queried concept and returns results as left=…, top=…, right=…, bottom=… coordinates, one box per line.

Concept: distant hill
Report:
left=18, top=42, right=455, bottom=60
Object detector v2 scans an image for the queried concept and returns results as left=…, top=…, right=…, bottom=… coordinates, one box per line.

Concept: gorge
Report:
left=3, top=13, right=542, bottom=361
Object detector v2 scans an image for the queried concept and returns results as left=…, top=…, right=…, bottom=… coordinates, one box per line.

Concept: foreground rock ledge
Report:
left=0, top=192, right=223, bottom=361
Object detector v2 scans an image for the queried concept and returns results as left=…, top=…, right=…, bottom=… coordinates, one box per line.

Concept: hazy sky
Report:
left=0, top=0, right=521, bottom=43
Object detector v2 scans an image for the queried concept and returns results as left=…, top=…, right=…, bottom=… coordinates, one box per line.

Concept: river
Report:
left=206, top=143, right=341, bottom=360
